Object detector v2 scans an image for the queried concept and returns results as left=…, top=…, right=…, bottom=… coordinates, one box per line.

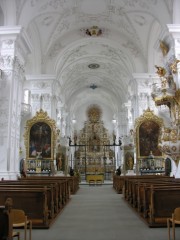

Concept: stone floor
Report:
left=19, top=184, right=179, bottom=240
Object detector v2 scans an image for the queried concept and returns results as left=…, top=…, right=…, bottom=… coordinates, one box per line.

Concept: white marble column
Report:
left=167, top=24, right=180, bottom=88
left=0, top=26, right=31, bottom=179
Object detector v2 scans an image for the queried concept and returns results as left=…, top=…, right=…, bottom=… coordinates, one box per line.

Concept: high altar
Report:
left=73, top=105, right=116, bottom=181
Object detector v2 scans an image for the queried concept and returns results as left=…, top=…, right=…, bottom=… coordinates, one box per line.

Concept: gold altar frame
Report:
left=134, top=108, right=164, bottom=159
left=24, top=109, right=57, bottom=160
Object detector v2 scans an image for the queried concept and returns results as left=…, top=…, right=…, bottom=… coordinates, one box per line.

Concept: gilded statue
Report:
left=125, top=153, right=134, bottom=170
left=170, top=59, right=180, bottom=74
left=155, top=65, right=166, bottom=77
left=170, top=129, right=178, bottom=143
left=159, top=40, right=169, bottom=56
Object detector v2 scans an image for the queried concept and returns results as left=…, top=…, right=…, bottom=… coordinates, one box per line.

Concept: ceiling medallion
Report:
left=88, top=63, right=100, bottom=69
left=85, top=26, right=102, bottom=37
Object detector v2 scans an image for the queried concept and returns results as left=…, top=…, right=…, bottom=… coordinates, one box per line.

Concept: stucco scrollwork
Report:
left=1, top=39, right=14, bottom=49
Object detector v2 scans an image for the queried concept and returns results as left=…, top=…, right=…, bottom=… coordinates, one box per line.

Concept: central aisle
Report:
left=31, top=185, right=169, bottom=240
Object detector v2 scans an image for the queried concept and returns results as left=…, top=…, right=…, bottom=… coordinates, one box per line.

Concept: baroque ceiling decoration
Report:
left=13, top=0, right=172, bottom=124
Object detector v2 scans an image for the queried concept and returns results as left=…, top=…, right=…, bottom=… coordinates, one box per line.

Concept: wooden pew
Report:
left=121, top=176, right=180, bottom=227
left=113, top=176, right=125, bottom=194
left=19, top=178, right=70, bottom=209
left=0, top=176, right=78, bottom=229
left=123, top=175, right=172, bottom=204
left=149, top=185, right=180, bottom=227
left=17, top=179, right=67, bottom=211
left=139, top=183, right=180, bottom=218
left=130, top=177, right=177, bottom=211
left=0, top=182, right=56, bottom=218
left=0, top=187, right=50, bottom=228
left=23, top=176, right=79, bottom=194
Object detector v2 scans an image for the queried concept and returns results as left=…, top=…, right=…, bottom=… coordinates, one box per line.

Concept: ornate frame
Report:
left=134, top=108, right=164, bottom=159
left=24, top=109, right=57, bottom=160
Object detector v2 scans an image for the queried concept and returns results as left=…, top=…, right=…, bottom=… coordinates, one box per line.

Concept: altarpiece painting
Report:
left=134, top=108, right=164, bottom=171
left=24, top=109, right=57, bottom=173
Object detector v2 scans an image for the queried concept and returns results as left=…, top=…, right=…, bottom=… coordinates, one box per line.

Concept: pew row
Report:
left=21, top=176, right=80, bottom=194
left=0, top=187, right=50, bottom=228
left=113, top=175, right=180, bottom=227
left=148, top=185, right=180, bottom=227
left=0, top=176, right=79, bottom=228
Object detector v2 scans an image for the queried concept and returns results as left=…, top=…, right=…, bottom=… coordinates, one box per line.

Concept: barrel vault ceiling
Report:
left=2, top=0, right=173, bottom=129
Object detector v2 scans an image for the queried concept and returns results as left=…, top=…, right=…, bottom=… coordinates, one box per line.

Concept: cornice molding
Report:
left=26, top=75, right=56, bottom=82
left=0, top=26, right=22, bottom=36
left=167, top=24, right=180, bottom=37
left=132, top=73, right=158, bottom=79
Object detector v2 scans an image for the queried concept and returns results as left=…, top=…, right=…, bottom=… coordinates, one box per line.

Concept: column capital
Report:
left=0, top=26, right=32, bottom=64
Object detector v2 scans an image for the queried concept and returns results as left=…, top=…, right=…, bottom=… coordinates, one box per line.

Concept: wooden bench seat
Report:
left=0, top=182, right=57, bottom=217
left=0, top=176, right=80, bottom=229
left=22, top=176, right=79, bottom=194
left=113, top=176, right=125, bottom=194
left=18, top=178, right=70, bottom=206
left=114, top=175, right=180, bottom=227
left=149, top=186, right=180, bottom=227
left=17, top=179, right=69, bottom=210
left=0, top=187, right=50, bottom=228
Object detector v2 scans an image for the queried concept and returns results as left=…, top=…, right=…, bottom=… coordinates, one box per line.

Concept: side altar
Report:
left=24, top=109, right=57, bottom=175
left=134, top=108, right=165, bottom=174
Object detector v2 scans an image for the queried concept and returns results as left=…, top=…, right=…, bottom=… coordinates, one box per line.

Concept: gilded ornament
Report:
left=24, top=109, right=57, bottom=160
left=162, top=128, right=171, bottom=141
left=159, top=40, right=169, bottom=56
left=170, top=129, right=178, bottom=143
left=162, top=145, right=170, bottom=152
left=155, top=65, right=166, bottom=77
left=170, top=59, right=180, bottom=74
left=134, top=108, right=163, bottom=159
left=87, top=105, right=102, bottom=122
left=175, top=89, right=180, bottom=106
left=171, top=146, right=177, bottom=152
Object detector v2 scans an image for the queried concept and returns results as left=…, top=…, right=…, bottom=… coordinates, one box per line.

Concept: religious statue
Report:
left=125, top=153, right=134, bottom=170
left=159, top=40, right=169, bottom=56
left=155, top=65, right=166, bottom=77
